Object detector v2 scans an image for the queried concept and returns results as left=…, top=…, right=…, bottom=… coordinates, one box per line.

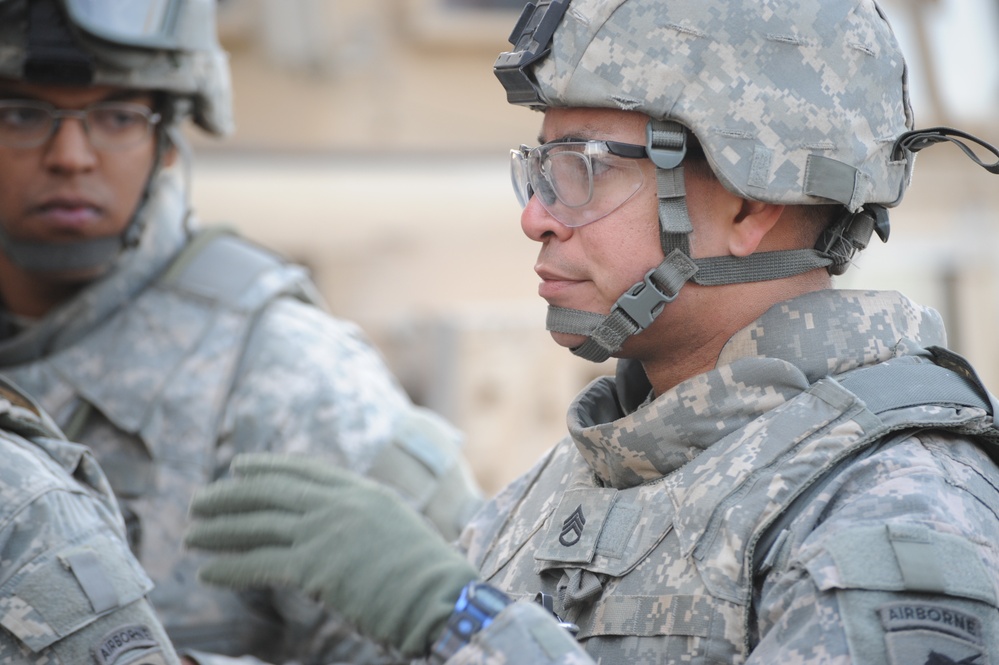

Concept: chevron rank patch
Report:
left=879, top=602, right=989, bottom=665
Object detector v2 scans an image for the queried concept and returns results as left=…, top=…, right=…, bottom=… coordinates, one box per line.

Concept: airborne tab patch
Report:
left=879, top=602, right=988, bottom=665
left=880, top=603, right=983, bottom=645
left=93, top=624, right=162, bottom=665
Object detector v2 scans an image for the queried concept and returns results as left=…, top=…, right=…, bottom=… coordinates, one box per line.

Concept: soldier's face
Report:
left=521, top=106, right=751, bottom=361
left=520, top=107, right=663, bottom=351
left=0, top=80, right=160, bottom=251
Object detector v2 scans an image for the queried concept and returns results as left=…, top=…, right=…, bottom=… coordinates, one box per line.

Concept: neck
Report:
left=639, top=269, right=832, bottom=396
left=0, top=251, right=94, bottom=319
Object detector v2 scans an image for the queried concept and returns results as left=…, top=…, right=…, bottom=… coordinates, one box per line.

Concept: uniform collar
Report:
left=567, top=289, right=947, bottom=489
left=718, top=289, right=947, bottom=383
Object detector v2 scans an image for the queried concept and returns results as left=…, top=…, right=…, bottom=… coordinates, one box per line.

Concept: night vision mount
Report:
left=493, top=0, right=571, bottom=107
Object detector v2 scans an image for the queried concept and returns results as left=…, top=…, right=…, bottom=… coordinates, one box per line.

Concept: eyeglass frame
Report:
left=0, top=99, right=163, bottom=151
left=510, top=139, right=651, bottom=228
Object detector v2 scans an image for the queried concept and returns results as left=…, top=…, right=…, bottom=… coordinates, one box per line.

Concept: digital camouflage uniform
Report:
left=0, top=2, right=480, bottom=664
left=0, top=172, right=481, bottom=665
left=450, top=290, right=999, bottom=664
left=452, top=0, right=999, bottom=660
left=0, top=376, right=179, bottom=665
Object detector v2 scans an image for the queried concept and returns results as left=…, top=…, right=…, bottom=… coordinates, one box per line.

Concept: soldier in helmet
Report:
left=184, top=0, right=999, bottom=663
left=0, top=1, right=482, bottom=664
left=0, top=375, right=181, bottom=665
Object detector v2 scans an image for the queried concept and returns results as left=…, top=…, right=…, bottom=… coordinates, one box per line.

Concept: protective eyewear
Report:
left=510, top=139, right=648, bottom=227
left=0, top=100, right=161, bottom=151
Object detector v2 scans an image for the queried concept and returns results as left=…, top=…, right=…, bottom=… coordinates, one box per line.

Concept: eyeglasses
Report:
left=510, top=139, right=649, bottom=227
left=0, top=100, right=162, bottom=151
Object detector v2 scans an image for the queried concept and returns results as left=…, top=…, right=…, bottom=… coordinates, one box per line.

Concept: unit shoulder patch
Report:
left=880, top=602, right=989, bottom=665
left=93, top=624, right=166, bottom=665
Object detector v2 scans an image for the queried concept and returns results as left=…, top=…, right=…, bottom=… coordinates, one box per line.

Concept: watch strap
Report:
left=429, top=582, right=512, bottom=663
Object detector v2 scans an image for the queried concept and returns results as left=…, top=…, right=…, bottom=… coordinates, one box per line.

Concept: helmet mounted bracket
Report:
left=494, top=0, right=571, bottom=107
left=25, top=0, right=94, bottom=85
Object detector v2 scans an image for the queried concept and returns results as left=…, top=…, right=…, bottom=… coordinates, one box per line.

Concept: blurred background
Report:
left=189, top=0, right=999, bottom=496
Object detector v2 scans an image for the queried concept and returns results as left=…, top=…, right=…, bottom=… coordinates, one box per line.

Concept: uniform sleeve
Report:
left=750, top=433, right=999, bottom=665
left=444, top=602, right=595, bottom=665
left=223, top=298, right=483, bottom=537
left=213, top=298, right=482, bottom=664
left=222, top=298, right=413, bottom=470
left=0, top=460, right=179, bottom=665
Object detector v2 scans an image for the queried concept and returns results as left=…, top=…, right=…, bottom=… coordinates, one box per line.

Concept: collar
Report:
left=718, top=289, right=947, bottom=383
left=567, top=289, right=947, bottom=489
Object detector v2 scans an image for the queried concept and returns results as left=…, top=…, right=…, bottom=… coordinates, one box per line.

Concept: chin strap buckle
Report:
left=615, top=268, right=677, bottom=330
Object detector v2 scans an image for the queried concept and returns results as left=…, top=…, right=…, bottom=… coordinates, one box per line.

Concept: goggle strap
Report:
left=691, top=249, right=833, bottom=286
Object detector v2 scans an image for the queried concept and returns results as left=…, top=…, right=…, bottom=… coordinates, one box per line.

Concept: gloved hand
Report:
left=184, top=453, right=479, bottom=657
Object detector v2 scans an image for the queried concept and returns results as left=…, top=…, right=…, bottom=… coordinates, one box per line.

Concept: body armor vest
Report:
left=469, top=352, right=999, bottom=664
left=1, top=228, right=321, bottom=656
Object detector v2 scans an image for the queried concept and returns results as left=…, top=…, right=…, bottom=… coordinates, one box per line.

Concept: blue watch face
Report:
left=430, top=583, right=513, bottom=663
left=453, top=616, right=479, bottom=639
left=467, top=583, right=512, bottom=616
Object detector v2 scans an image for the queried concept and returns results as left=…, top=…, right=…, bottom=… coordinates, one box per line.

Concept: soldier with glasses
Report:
left=0, top=1, right=481, bottom=664
left=186, top=0, right=999, bottom=663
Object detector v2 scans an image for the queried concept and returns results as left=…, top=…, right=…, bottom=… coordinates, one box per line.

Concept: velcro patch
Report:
left=93, top=624, right=161, bottom=665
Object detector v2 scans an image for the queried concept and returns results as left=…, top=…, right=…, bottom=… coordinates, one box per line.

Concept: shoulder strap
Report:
left=836, top=347, right=999, bottom=428
left=59, top=227, right=325, bottom=445
left=159, top=225, right=325, bottom=308
left=748, top=349, right=999, bottom=648
left=753, top=348, right=998, bottom=579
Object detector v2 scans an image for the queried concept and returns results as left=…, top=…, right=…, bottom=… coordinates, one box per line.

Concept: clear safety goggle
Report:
left=60, top=0, right=187, bottom=49
left=510, top=139, right=649, bottom=227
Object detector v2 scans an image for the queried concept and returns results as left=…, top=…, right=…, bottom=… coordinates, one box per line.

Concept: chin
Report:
left=550, top=330, right=589, bottom=349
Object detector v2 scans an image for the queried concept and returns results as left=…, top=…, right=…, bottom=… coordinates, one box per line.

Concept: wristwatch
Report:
left=429, top=581, right=512, bottom=663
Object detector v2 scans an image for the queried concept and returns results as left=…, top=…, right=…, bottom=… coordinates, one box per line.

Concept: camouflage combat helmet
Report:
left=495, top=0, right=999, bottom=363
left=0, top=0, right=233, bottom=135
left=0, top=0, right=234, bottom=274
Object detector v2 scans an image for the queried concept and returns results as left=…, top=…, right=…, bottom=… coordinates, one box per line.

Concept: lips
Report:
left=31, top=196, right=103, bottom=230
left=536, top=266, right=586, bottom=300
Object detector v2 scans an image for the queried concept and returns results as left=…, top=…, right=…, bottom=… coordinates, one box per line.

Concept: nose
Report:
left=520, top=195, right=573, bottom=243
left=42, top=116, right=98, bottom=173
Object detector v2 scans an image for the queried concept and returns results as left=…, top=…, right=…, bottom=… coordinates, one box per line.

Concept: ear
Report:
left=728, top=199, right=785, bottom=257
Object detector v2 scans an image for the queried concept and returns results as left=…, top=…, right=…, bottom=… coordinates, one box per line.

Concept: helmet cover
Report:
left=499, top=0, right=915, bottom=212
left=0, top=0, right=233, bottom=136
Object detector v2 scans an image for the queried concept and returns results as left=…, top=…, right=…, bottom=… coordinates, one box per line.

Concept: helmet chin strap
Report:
left=0, top=229, right=123, bottom=275
left=0, top=124, right=190, bottom=277
left=545, top=120, right=698, bottom=363
left=546, top=120, right=869, bottom=364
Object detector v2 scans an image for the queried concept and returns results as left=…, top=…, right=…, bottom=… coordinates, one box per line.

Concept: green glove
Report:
left=184, top=453, right=479, bottom=656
